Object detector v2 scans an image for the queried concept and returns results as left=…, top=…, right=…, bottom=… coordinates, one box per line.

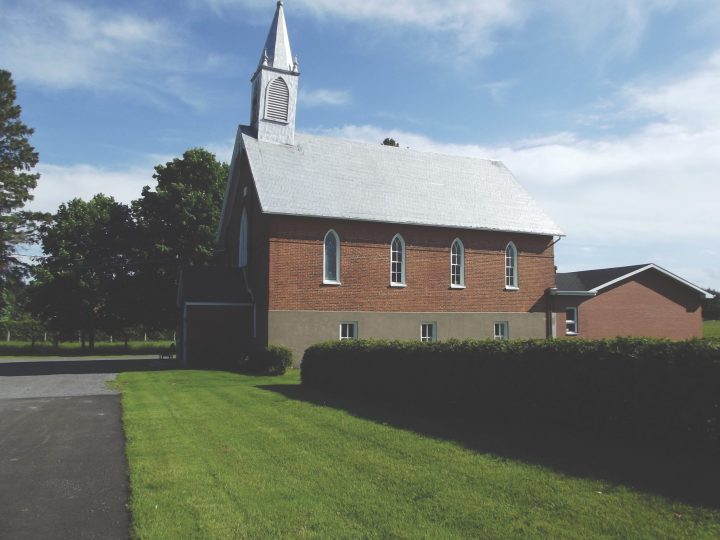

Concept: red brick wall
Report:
left=554, top=270, right=703, bottom=339
left=267, top=215, right=556, bottom=313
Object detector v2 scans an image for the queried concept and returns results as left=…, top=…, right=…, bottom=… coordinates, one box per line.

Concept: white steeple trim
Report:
left=260, top=1, right=294, bottom=72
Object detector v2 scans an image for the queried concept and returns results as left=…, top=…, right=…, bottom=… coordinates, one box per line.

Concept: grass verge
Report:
left=0, top=340, right=172, bottom=357
left=118, top=369, right=720, bottom=539
left=704, top=320, right=720, bottom=338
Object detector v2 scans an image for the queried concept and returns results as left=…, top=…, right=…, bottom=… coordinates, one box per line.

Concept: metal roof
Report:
left=238, top=127, right=564, bottom=236
left=259, top=1, right=294, bottom=72
left=555, top=264, right=713, bottom=299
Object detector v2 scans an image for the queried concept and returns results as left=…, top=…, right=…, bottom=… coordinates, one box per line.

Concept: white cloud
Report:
left=0, top=0, right=222, bottom=107
left=206, top=0, right=525, bottom=59
left=27, top=163, right=154, bottom=214
left=300, top=89, right=351, bottom=107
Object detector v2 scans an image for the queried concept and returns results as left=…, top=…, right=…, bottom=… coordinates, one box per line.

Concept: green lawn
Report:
left=0, top=340, right=172, bottom=357
left=118, top=370, right=720, bottom=539
left=704, top=320, right=720, bottom=338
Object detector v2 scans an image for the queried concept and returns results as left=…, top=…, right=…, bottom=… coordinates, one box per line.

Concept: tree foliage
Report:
left=0, top=69, right=42, bottom=284
left=704, top=289, right=720, bottom=320
left=28, top=195, right=137, bottom=349
left=132, top=148, right=229, bottom=328
left=382, top=138, right=400, bottom=147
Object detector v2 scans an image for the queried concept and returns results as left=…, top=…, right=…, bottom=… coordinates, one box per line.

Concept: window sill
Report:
left=504, top=286, right=519, bottom=291
left=565, top=332, right=578, bottom=337
left=390, top=283, right=407, bottom=288
left=322, top=280, right=341, bottom=286
left=450, top=284, right=466, bottom=289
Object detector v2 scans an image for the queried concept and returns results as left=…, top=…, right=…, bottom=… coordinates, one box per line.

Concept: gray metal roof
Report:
left=239, top=127, right=564, bottom=236
left=259, top=1, right=294, bottom=71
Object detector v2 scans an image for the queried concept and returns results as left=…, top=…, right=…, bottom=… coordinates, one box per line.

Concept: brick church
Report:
left=177, top=1, right=711, bottom=364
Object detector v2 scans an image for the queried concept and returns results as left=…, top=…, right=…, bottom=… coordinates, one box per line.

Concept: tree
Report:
left=133, top=148, right=229, bottom=329
left=703, top=288, right=720, bottom=320
left=382, top=138, right=400, bottom=147
left=29, top=195, right=136, bottom=350
left=0, top=69, right=42, bottom=286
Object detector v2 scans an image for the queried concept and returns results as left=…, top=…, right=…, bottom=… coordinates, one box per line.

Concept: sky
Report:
left=1, top=0, right=719, bottom=290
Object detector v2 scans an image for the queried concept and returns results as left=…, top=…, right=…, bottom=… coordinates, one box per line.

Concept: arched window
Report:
left=505, top=242, right=518, bottom=288
left=238, top=209, right=248, bottom=268
left=323, top=230, right=340, bottom=284
left=265, top=77, right=289, bottom=123
left=390, top=234, right=406, bottom=286
left=451, top=239, right=465, bottom=287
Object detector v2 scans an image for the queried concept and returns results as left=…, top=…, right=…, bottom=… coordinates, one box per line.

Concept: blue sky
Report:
left=2, top=0, right=719, bottom=289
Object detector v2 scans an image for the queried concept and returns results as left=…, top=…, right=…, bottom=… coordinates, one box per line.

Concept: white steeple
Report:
left=250, top=1, right=300, bottom=145
left=260, top=1, right=294, bottom=72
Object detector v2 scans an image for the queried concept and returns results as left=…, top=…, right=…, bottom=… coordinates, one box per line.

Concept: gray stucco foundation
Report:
left=268, top=310, right=547, bottom=365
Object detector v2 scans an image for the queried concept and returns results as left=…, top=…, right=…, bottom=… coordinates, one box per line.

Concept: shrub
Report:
left=246, top=345, right=293, bottom=376
left=301, top=338, right=720, bottom=455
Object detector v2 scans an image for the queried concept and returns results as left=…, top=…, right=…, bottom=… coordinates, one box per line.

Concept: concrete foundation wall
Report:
left=269, top=310, right=546, bottom=365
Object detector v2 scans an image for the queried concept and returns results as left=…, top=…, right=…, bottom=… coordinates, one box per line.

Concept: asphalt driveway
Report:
left=0, top=358, right=168, bottom=540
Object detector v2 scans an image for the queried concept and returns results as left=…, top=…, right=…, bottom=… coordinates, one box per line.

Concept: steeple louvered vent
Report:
left=265, top=78, right=289, bottom=123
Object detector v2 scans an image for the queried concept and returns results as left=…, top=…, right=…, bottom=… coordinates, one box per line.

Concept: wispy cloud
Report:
left=299, top=89, right=351, bottom=107
left=27, top=162, right=154, bottom=213
left=0, top=0, right=225, bottom=108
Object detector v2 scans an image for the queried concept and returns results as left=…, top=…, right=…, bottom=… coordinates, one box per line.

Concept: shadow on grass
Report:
left=259, top=383, right=720, bottom=510
left=0, top=358, right=178, bottom=377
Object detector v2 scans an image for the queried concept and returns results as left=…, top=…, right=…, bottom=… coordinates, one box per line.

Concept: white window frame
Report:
left=450, top=238, right=465, bottom=288
left=323, top=229, right=341, bottom=285
left=421, top=322, right=437, bottom=343
left=238, top=208, right=248, bottom=268
left=339, top=322, right=358, bottom=340
left=494, top=321, right=509, bottom=341
left=504, top=242, right=518, bottom=290
left=390, top=234, right=406, bottom=287
left=565, top=307, right=578, bottom=336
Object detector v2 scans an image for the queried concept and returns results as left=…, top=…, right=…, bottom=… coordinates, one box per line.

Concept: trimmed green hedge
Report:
left=243, top=345, right=294, bottom=376
left=301, top=338, right=720, bottom=455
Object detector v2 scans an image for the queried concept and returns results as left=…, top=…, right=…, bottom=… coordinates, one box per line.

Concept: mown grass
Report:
left=0, top=340, right=172, bottom=357
left=118, top=369, right=720, bottom=539
left=704, top=320, right=720, bottom=338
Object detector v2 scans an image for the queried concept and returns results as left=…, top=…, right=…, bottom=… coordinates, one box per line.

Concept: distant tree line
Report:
left=0, top=69, right=228, bottom=351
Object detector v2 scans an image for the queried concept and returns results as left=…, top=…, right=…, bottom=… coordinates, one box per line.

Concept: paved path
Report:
left=0, top=358, right=169, bottom=539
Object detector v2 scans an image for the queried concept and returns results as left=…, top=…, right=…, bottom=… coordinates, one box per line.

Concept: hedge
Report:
left=242, top=345, right=294, bottom=375
left=301, top=338, right=720, bottom=455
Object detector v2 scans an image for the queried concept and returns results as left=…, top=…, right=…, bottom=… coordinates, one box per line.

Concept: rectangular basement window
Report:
left=339, top=322, right=358, bottom=340
left=494, top=322, right=509, bottom=341
left=421, top=322, right=437, bottom=343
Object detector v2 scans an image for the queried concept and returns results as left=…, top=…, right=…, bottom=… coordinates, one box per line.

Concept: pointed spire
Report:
left=259, top=1, right=294, bottom=71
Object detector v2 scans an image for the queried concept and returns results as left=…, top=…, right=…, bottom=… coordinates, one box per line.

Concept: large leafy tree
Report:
left=133, top=148, right=229, bottom=329
left=0, top=69, right=42, bottom=287
left=29, top=195, right=136, bottom=350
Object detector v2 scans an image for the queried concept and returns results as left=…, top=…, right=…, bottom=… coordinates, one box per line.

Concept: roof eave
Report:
left=590, top=264, right=714, bottom=299
left=261, top=210, right=564, bottom=237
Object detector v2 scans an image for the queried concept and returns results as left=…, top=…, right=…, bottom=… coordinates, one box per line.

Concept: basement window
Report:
left=339, top=322, right=357, bottom=340
left=494, top=322, right=509, bottom=341
left=421, top=322, right=437, bottom=343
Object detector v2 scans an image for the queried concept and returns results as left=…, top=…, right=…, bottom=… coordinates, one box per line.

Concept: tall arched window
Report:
left=323, top=230, right=340, bottom=284
left=390, top=234, right=406, bottom=286
left=265, top=77, right=290, bottom=123
left=451, top=239, right=465, bottom=287
left=238, top=209, right=248, bottom=268
left=505, top=242, right=518, bottom=288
